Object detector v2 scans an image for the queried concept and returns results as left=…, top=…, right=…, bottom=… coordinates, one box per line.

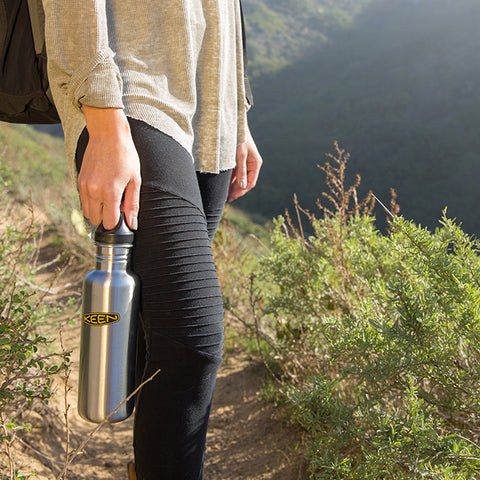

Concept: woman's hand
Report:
left=228, top=123, right=263, bottom=202
left=78, top=106, right=141, bottom=230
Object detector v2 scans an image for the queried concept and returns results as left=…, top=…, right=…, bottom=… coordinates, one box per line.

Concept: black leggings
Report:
left=76, top=118, right=231, bottom=480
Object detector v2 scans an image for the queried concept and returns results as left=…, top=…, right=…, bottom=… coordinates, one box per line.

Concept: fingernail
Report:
left=239, top=179, right=247, bottom=189
left=131, top=216, right=138, bottom=230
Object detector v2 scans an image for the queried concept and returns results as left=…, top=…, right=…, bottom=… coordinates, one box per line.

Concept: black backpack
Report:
left=0, top=0, right=60, bottom=124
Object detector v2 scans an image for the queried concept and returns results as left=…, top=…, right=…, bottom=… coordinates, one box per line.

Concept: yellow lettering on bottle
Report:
left=83, top=313, right=120, bottom=326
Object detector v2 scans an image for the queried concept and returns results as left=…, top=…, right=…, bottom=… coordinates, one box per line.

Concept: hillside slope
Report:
left=242, top=0, right=372, bottom=77
left=240, top=0, right=480, bottom=233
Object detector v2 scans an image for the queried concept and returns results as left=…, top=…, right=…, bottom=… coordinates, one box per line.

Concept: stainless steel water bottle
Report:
left=77, top=213, right=139, bottom=423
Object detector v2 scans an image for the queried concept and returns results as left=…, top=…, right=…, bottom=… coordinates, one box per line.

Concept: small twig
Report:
left=16, top=274, right=61, bottom=294
left=32, top=257, right=71, bottom=311
left=445, top=455, right=480, bottom=462
left=33, top=252, right=62, bottom=273
left=372, top=193, right=395, bottom=219
left=294, top=194, right=305, bottom=242
left=5, top=195, right=35, bottom=288
left=453, top=433, right=480, bottom=450
left=246, top=233, right=269, bottom=253
left=226, top=307, right=280, bottom=354
left=56, top=368, right=161, bottom=480
left=0, top=411, right=15, bottom=480
left=248, top=274, right=284, bottom=387
left=16, top=436, right=60, bottom=476
left=32, top=223, right=45, bottom=270
left=33, top=402, right=87, bottom=455
left=59, top=329, right=71, bottom=480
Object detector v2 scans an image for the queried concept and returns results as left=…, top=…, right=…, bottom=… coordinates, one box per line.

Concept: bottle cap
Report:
left=94, top=213, right=134, bottom=245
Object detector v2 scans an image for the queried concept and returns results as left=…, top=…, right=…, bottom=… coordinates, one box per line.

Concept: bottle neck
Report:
left=94, top=243, right=132, bottom=272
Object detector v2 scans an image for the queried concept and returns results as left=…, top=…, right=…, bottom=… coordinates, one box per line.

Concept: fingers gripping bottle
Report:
left=78, top=214, right=139, bottom=423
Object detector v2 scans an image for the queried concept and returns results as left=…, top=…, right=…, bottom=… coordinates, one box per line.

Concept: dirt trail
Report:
left=14, top=224, right=307, bottom=480
left=205, top=354, right=306, bottom=480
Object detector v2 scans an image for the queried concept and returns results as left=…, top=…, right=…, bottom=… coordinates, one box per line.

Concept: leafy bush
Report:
left=0, top=159, right=70, bottom=479
left=240, top=144, right=480, bottom=478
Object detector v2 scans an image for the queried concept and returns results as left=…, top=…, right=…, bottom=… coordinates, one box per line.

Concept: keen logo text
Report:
left=83, top=313, right=120, bottom=326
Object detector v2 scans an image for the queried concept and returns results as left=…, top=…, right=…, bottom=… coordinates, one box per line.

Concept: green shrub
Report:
left=247, top=144, right=480, bottom=478
left=0, top=159, right=70, bottom=479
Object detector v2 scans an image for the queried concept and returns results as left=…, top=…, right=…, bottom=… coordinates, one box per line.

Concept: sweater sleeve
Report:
left=239, top=0, right=253, bottom=108
left=42, top=0, right=124, bottom=111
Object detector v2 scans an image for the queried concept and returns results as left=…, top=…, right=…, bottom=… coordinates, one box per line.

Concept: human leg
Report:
left=127, top=120, right=227, bottom=479
left=195, top=170, right=231, bottom=242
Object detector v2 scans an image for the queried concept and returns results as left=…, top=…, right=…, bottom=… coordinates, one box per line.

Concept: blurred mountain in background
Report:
left=240, top=0, right=480, bottom=234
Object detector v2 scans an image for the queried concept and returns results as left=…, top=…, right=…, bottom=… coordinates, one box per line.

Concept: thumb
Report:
left=122, top=178, right=141, bottom=230
left=235, top=143, right=248, bottom=190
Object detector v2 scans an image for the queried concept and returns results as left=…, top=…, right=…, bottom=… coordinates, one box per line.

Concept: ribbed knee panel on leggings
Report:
left=134, top=187, right=224, bottom=358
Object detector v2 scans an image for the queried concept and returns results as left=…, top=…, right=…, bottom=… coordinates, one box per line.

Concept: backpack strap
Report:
left=27, top=0, right=44, bottom=55
left=27, top=0, right=55, bottom=105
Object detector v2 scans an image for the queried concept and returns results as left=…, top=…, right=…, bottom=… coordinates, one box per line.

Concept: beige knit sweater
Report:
left=42, top=0, right=248, bottom=178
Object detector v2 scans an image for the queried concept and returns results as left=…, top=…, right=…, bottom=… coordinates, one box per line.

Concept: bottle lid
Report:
left=94, top=213, right=134, bottom=245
